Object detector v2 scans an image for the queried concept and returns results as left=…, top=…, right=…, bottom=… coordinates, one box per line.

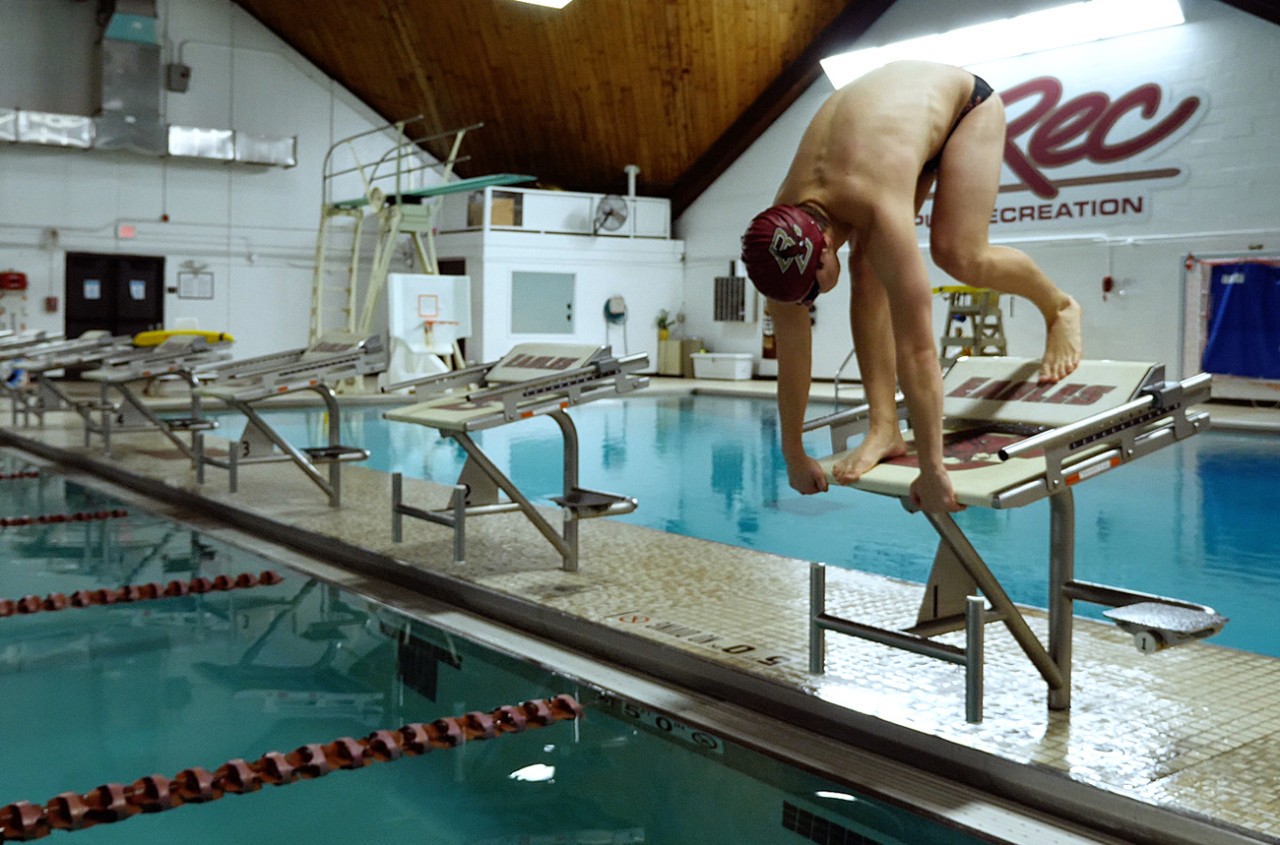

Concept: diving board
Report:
left=310, top=116, right=533, bottom=354
left=331, top=173, right=534, bottom=210
left=80, top=334, right=233, bottom=458
left=383, top=342, right=648, bottom=572
left=805, top=356, right=1219, bottom=718
left=195, top=332, right=388, bottom=507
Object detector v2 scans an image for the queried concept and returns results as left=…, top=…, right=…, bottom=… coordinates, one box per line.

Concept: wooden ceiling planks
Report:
left=233, top=0, right=859, bottom=203
left=229, top=1, right=1280, bottom=212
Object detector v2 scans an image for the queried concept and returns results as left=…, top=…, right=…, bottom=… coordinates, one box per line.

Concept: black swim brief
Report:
left=922, top=74, right=995, bottom=174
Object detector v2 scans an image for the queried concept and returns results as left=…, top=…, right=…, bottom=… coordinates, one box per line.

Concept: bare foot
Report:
left=1039, top=296, right=1083, bottom=382
left=832, top=428, right=907, bottom=484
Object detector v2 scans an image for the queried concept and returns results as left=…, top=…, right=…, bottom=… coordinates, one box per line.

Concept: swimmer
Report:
left=741, top=61, right=1082, bottom=514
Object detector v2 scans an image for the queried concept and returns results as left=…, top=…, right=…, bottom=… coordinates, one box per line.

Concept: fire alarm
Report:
left=0, top=271, right=27, bottom=291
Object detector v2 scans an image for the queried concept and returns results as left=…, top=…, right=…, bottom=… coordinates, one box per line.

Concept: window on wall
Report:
left=511, top=271, right=574, bottom=334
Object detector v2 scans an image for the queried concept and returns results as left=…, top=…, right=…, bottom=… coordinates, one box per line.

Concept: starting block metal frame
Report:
left=2, top=333, right=137, bottom=426
left=805, top=357, right=1219, bottom=719
left=194, top=333, right=388, bottom=507
left=79, top=335, right=233, bottom=458
left=383, top=343, right=648, bottom=572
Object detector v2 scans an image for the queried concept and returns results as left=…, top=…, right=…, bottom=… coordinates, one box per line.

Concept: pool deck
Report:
left=3, top=375, right=1280, bottom=845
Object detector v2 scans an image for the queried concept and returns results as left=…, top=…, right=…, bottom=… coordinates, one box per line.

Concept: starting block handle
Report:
left=998, top=372, right=1211, bottom=463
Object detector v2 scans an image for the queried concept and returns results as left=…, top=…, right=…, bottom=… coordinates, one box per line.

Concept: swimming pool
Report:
left=0, top=454, right=989, bottom=845
left=211, top=394, right=1280, bottom=658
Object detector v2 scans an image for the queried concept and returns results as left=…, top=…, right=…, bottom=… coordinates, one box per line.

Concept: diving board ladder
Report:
left=310, top=118, right=534, bottom=352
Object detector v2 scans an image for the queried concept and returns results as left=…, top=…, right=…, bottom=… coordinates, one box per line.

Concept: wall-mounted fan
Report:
left=593, top=195, right=628, bottom=234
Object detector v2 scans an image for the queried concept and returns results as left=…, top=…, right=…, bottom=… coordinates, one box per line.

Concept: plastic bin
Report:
left=690, top=353, right=753, bottom=380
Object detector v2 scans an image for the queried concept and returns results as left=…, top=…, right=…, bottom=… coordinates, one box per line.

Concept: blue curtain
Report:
left=1201, top=261, right=1280, bottom=379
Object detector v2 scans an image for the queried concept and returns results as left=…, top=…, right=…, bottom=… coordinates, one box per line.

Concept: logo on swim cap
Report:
left=740, top=205, right=824, bottom=303
left=769, top=223, right=813, bottom=275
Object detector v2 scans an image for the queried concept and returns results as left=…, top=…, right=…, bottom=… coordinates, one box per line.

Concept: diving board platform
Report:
left=331, top=172, right=534, bottom=210
left=805, top=356, right=1220, bottom=719
left=80, top=334, right=233, bottom=458
left=194, top=332, right=388, bottom=507
left=383, top=342, right=648, bottom=572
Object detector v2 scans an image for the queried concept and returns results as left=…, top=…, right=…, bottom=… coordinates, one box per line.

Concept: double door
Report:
left=64, top=252, right=164, bottom=339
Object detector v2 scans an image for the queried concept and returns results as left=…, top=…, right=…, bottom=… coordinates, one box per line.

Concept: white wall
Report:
left=434, top=228, right=685, bottom=367
left=0, top=0, right=430, bottom=359
left=677, top=0, right=1280, bottom=381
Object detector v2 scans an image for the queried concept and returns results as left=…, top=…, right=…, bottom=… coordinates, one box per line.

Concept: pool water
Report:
left=212, top=394, right=1280, bottom=658
left=0, top=456, right=986, bottom=845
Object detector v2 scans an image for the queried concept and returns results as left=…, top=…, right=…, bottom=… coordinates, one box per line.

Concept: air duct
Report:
left=95, top=0, right=166, bottom=154
left=0, top=1, right=295, bottom=166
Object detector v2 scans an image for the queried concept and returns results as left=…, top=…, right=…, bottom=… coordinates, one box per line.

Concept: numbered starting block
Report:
left=805, top=356, right=1220, bottom=720
left=194, top=332, right=388, bottom=507
left=383, top=342, right=647, bottom=572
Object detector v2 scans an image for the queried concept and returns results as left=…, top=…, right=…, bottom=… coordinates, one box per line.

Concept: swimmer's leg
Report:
left=928, top=95, right=1083, bottom=382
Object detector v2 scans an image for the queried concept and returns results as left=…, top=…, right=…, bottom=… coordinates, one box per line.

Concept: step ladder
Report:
left=310, top=205, right=364, bottom=341
left=936, top=284, right=1007, bottom=366
left=309, top=118, right=477, bottom=347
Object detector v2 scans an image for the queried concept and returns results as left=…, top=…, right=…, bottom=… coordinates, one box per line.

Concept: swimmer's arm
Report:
left=863, top=209, right=959, bottom=512
left=770, top=301, right=829, bottom=494
left=769, top=299, right=814, bottom=464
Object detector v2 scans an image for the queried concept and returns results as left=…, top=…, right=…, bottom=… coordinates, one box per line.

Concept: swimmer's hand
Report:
left=909, top=468, right=965, bottom=514
left=786, top=454, right=829, bottom=495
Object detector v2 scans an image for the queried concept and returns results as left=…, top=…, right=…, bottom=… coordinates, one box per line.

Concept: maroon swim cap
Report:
left=740, top=205, right=824, bottom=303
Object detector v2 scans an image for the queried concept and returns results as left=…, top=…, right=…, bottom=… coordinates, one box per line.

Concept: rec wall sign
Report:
left=917, top=76, right=1206, bottom=231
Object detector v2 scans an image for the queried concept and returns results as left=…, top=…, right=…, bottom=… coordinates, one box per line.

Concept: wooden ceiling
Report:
left=232, top=0, right=893, bottom=214
left=232, top=0, right=1278, bottom=216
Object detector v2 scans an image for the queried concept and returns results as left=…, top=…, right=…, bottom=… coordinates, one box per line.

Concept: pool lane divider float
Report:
left=0, top=694, right=584, bottom=841
left=0, top=570, right=284, bottom=619
left=0, top=509, right=129, bottom=528
left=0, top=471, right=39, bottom=481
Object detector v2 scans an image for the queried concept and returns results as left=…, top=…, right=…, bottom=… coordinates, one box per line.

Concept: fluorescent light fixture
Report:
left=815, top=791, right=858, bottom=802
left=821, top=0, right=1184, bottom=88
left=511, top=0, right=573, bottom=7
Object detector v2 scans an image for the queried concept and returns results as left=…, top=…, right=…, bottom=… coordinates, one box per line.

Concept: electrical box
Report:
left=166, top=62, right=192, bottom=93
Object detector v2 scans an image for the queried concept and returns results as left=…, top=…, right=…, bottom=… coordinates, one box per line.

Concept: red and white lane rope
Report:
left=0, top=694, right=584, bottom=841
left=0, top=571, right=285, bottom=619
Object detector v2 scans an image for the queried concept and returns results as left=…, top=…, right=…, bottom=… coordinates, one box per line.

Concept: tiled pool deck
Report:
left=3, top=377, right=1278, bottom=845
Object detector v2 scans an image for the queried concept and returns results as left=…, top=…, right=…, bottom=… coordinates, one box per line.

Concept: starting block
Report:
left=194, top=332, right=388, bottom=507
left=0, top=332, right=134, bottom=426
left=805, top=356, right=1219, bottom=719
left=383, top=342, right=647, bottom=572
left=80, top=334, right=233, bottom=457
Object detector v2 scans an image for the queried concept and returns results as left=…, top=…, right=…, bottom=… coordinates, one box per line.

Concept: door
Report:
left=439, top=258, right=468, bottom=361
left=65, top=252, right=164, bottom=339
left=510, top=270, right=574, bottom=334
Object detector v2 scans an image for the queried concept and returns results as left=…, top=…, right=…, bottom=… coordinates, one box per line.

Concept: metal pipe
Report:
left=999, top=373, right=1212, bottom=461
left=809, top=563, right=826, bottom=674
left=1048, top=492, right=1076, bottom=711
left=965, top=595, right=985, bottom=724
left=815, top=612, right=967, bottom=665
left=451, top=433, right=571, bottom=563
left=924, top=511, right=1066, bottom=691
left=550, top=410, right=581, bottom=573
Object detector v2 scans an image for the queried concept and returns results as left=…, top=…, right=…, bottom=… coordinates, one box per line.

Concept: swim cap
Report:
left=740, top=205, right=824, bottom=303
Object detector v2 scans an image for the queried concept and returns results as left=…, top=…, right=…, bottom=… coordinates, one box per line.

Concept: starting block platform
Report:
left=805, top=356, right=1220, bottom=719
left=80, top=334, right=234, bottom=457
left=2, top=332, right=137, bottom=426
left=383, top=342, right=648, bottom=572
left=194, top=333, right=388, bottom=507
